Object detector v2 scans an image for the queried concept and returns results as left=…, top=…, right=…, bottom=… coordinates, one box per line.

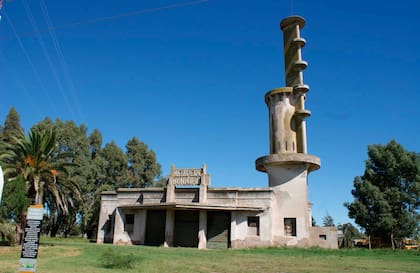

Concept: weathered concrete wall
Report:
left=175, top=188, right=199, bottom=203
left=97, top=192, right=117, bottom=244
left=132, top=210, right=146, bottom=244
left=268, top=165, right=311, bottom=241
left=113, top=208, right=131, bottom=245
left=309, top=227, right=338, bottom=249
left=98, top=185, right=338, bottom=249
left=208, top=188, right=272, bottom=207
left=230, top=210, right=272, bottom=248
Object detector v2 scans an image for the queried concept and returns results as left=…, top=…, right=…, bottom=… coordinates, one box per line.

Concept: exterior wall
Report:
left=113, top=208, right=131, bottom=244
left=207, top=188, right=272, bottom=207
left=97, top=186, right=338, bottom=249
left=230, top=210, right=272, bottom=248
left=309, top=227, right=339, bottom=249
left=175, top=188, right=199, bottom=203
left=97, top=192, right=117, bottom=244
left=97, top=188, right=165, bottom=244
left=132, top=210, right=146, bottom=244
left=266, top=164, right=312, bottom=247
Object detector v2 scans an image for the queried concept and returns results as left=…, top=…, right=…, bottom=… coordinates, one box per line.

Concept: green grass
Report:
left=0, top=237, right=419, bottom=273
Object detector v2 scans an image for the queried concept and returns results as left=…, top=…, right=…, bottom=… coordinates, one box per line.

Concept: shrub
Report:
left=100, top=248, right=136, bottom=269
left=0, top=222, right=16, bottom=246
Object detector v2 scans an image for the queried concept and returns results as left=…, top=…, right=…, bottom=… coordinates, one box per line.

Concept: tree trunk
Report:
left=34, top=176, right=42, bottom=205
left=16, top=214, right=26, bottom=245
left=368, top=235, right=371, bottom=250
left=391, top=233, right=395, bottom=251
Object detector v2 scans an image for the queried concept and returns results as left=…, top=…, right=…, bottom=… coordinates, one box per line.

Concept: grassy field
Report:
left=0, top=238, right=419, bottom=273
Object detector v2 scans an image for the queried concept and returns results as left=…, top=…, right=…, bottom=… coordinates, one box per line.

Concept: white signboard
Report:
left=18, top=205, right=44, bottom=273
left=171, top=168, right=202, bottom=185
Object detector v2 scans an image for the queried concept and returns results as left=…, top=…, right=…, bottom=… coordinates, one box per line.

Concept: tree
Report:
left=33, top=118, right=90, bottom=236
left=89, top=129, right=102, bottom=159
left=0, top=175, right=30, bottom=222
left=126, top=137, right=161, bottom=188
left=3, top=107, right=23, bottom=144
left=322, top=213, right=335, bottom=227
left=337, top=223, right=364, bottom=248
left=0, top=129, right=77, bottom=205
left=0, top=175, right=30, bottom=244
left=345, top=140, right=420, bottom=249
left=101, top=141, right=128, bottom=187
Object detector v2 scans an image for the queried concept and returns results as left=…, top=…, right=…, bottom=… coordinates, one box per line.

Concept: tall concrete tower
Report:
left=256, top=16, right=320, bottom=244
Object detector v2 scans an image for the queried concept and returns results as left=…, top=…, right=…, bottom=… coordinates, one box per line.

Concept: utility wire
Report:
left=6, top=0, right=208, bottom=40
left=0, top=46, right=44, bottom=119
left=40, top=0, right=86, bottom=124
left=3, top=12, right=59, bottom=118
left=21, top=0, right=77, bottom=121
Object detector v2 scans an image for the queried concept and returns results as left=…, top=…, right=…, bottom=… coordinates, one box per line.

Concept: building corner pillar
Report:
left=198, top=210, right=207, bottom=249
left=113, top=208, right=124, bottom=245
left=164, top=210, right=175, bottom=247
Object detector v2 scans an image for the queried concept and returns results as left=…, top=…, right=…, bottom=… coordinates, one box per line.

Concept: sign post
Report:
left=18, top=204, right=43, bottom=273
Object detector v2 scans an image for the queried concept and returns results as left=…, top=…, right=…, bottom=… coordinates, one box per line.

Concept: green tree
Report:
left=0, top=124, right=4, bottom=142
left=33, top=118, right=89, bottom=236
left=3, top=107, right=23, bottom=144
left=0, top=129, right=77, bottom=205
left=126, top=137, right=161, bottom=188
left=102, top=141, right=128, bottom=187
left=79, top=129, right=106, bottom=238
left=322, top=213, right=335, bottom=227
left=345, top=140, right=420, bottom=249
left=0, top=175, right=30, bottom=222
left=337, top=223, right=364, bottom=248
left=89, top=129, right=102, bottom=159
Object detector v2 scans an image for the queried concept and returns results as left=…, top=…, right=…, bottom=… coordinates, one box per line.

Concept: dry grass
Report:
left=0, top=238, right=419, bottom=273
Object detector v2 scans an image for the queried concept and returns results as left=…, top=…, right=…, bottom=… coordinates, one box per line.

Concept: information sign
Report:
left=18, top=204, right=43, bottom=273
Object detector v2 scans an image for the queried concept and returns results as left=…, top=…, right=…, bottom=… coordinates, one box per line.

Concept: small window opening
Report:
left=124, top=214, right=134, bottom=233
left=247, top=216, right=260, bottom=236
left=319, top=234, right=327, bottom=240
left=284, top=218, right=296, bottom=236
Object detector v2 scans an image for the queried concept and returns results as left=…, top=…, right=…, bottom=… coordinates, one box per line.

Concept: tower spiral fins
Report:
left=256, top=15, right=320, bottom=175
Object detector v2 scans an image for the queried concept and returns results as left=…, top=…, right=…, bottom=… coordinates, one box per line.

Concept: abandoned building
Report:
left=96, top=16, right=338, bottom=249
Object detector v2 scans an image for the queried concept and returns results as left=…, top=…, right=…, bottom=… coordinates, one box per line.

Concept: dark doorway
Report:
left=145, top=210, right=166, bottom=246
left=207, top=211, right=231, bottom=248
left=173, top=210, right=199, bottom=247
left=103, top=212, right=115, bottom=244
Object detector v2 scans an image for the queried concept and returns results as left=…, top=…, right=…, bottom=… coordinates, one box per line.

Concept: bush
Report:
left=100, top=248, right=136, bottom=269
left=0, top=222, right=16, bottom=246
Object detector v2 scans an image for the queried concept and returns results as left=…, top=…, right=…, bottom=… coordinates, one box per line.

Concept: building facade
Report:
left=97, top=16, right=338, bottom=249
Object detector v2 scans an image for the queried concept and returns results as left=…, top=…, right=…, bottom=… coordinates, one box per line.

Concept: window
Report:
left=284, top=218, right=296, bottom=236
left=124, top=214, right=134, bottom=233
left=319, top=234, right=327, bottom=240
left=247, top=216, right=260, bottom=236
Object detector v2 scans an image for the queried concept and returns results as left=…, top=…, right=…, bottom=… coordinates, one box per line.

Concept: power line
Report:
left=6, top=0, right=209, bottom=40
left=3, top=12, right=59, bottom=119
left=40, top=0, right=86, bottom=124
left=0, top=46, right=44, bottom=120
left=21, top=0, right=77, bottom=121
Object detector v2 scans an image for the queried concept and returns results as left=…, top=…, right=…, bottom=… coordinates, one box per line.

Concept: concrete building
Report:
left=97, top=16, right=338, bottom=249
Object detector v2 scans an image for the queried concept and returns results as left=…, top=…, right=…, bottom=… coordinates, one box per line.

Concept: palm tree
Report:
left=0, top=129, right=79, bottom=209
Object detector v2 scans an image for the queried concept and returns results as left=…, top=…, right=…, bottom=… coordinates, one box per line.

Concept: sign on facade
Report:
left=18, top=204, right=43, bottom=273
left=170, top=168, right=203, bottom=186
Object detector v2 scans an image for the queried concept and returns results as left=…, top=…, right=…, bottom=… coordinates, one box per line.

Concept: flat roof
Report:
left=118, top=202, right=265, bottom=212
left=102, top=187, right=273, bottom=195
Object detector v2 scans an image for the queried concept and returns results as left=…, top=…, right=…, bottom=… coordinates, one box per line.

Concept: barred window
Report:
left=247, top=216, right=260, bottom=236
left=284, top=218, right=296, bottom=236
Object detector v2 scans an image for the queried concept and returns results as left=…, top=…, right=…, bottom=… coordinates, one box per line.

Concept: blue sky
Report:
left=1, top=0, right=419, bottom=226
